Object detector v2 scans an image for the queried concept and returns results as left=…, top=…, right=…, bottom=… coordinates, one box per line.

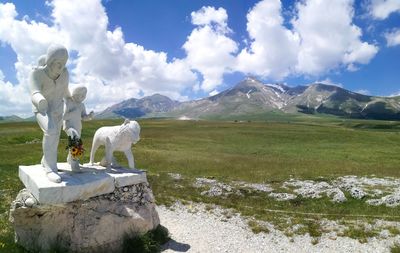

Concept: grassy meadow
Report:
left=1, top=115, right=400, bottom=251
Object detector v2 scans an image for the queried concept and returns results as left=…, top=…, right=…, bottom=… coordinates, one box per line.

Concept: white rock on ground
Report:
left=159, top=202, right=400, bottom=253
left=268, top=192, right=297, bottom=201
left=194, top=176, right=400, bottom=206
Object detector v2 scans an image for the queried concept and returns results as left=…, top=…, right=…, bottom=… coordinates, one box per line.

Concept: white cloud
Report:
left=385, top=29, right=400, bottom=46
left=0, top=0, right=197, bottom=116
left=236, top=0, right=300, bottom=79
left=293, top=0, right=378, bottom=75
left=235, top=0, right=378, bottom=79
left=390, top=91, right=400, bottom=97
left=346, top=63, right=359, bottom=72
left=355, top=89, right=371, bottom=95
left=191, top=6, right=229, bottom=32
left=0, top=70, right=31, bottom=117
left=183, top=6, right=238, bottom=92
left=367, top=0, right=400, bottom=20
left=316, top=78, right=343, bottom=88
left=0, top=0, right=382, bottom=116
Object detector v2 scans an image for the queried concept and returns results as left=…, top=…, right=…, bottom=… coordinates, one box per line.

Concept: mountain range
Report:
left=97, top=77, right=400, bottom=121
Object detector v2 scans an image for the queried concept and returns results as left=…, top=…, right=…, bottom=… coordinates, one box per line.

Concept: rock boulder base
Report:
left=10, top=165, right=159, bottom=252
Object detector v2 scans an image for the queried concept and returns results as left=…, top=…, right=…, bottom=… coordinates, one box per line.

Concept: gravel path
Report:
left=158, top=202, right=399, bottom=253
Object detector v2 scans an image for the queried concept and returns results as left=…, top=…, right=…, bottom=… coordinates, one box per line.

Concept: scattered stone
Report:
left=268, top=192, right=297, bottom=201
left=168, top=173, right=182, bottom=180
left=201, top=186, right=224, bottom=197
left=25, top=138, right=41, bottom=144
left=11, top=189, right=38, bottom=209
left=370, top=189, right=384, bottom=197
left=292, top=181, right=331, bottom=199
left=327, top=188, right=347, bottom=203
left=234, top=181, right=273, bottom=193
left=194, top=178, right=217, bottom=187
left=24, top=197, right=36, bottom=207
left=195, top=178, right=236, bottom=197
left=382, top=193, right=400, bottom=207
left=349, top=187, right=366, bottom=199
left=366, top=199, right=382, bottom=206
left=379, top=230, right=390, bottom=239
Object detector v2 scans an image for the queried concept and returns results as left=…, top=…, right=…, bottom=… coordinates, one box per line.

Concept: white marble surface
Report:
left=89, top=120, right=140, bottom=169
left=19, top=163, right=147, bottom=204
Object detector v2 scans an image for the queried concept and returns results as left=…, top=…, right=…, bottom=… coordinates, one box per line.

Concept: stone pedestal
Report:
left=10, top=163, right=160, bottom=252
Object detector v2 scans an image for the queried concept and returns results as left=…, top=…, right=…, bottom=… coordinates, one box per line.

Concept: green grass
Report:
left=247, top=220, right=270, bottom=234
left=1, top=117, right=400, bottom=250
left=391, top=243, right=400, bottom=253
left=342, top=225, right=380, bottom=243
left=122, top=225, right=170, bottom=253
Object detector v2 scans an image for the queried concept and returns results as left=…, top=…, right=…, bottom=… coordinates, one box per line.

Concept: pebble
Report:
left=24, top=197, right=36, bottom=207
left=349, top=187, right=366, bottom=199
left=168, top=173, right=182, bottom=180
left=269, top=192, right=297, bottom=201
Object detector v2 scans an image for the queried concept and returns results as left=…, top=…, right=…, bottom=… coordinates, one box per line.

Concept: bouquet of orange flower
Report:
left=66, top=136, right=84, bottom=160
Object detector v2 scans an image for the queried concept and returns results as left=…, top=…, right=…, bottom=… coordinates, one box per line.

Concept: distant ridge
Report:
left=0, top=115, right=24, bottom=123
left=165, top=77, right=400, bottom=120
left=97, top=77, right=400, bottom=121
left=96, top=93, right=180, bottom=119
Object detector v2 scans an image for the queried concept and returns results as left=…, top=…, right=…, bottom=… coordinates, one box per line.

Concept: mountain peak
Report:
left=98, top=79, right=400, bottom=121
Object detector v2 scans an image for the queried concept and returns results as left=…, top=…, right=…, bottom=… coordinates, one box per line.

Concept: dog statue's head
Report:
left=121, top=119, right=140, bottom=144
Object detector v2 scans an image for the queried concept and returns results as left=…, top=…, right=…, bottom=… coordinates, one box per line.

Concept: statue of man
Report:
left=30, top=44, right=70, bottom=183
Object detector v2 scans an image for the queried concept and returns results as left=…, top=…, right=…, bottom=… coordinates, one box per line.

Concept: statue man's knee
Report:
left=45, top=129, right=58, bottom=136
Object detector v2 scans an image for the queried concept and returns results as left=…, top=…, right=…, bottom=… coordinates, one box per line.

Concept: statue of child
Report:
left=63, top=86, right=94, bottom=170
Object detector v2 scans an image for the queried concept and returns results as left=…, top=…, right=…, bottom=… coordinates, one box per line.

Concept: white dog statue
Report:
left=90, top=119, right=140, bottom=169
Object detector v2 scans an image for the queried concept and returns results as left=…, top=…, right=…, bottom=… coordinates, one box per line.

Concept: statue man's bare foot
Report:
left=46, top=171, right=61, bottom=183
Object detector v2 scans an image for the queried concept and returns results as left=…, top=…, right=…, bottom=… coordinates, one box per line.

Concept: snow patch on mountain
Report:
left=266, top=84, right=286, bottom=93
left=246, top=89, right=253, bottom=99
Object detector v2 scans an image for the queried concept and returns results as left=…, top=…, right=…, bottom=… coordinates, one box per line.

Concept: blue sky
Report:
left=0, top=0, right=399, bottom=117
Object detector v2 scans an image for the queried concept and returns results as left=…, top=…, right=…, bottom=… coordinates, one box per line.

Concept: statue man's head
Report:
left=45, top=44, right=68, bottom=80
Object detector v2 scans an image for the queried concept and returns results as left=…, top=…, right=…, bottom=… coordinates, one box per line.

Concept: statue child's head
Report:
left=72, top=86, right=87, bottom=103
left=46, top=44, right=68, bottom=78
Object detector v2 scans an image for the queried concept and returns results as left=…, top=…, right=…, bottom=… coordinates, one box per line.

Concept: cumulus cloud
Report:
left=0, top=0, right=382, bottom=116
left=389, top=91, right=400, bottom=97
left=0, top=0, right=197, bottom=116
left=191, top=6, right=229, bottom=31
left=235, top=0, right=377, bottom=79
left=0, top=70, right=31, bottom=117
left=385, top=29, right=400, bottom=46
left=293, top=0, right=378, bottom=75
left=367, top=0, right=400, bottom=20
left=183, top=6, right=238, bottom=92
left=236, top=0, right=300, bottom=79
left=315, top=78, right=343, bottom=88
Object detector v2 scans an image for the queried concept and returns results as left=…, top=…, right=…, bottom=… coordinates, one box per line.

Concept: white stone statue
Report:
left=37, top=54, right=46, bottom=67
left=63, top=86, right=94, bottom=171
left=90, top=120, right=140, bottom=169
left=29, top=44, right=70, bottom=183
